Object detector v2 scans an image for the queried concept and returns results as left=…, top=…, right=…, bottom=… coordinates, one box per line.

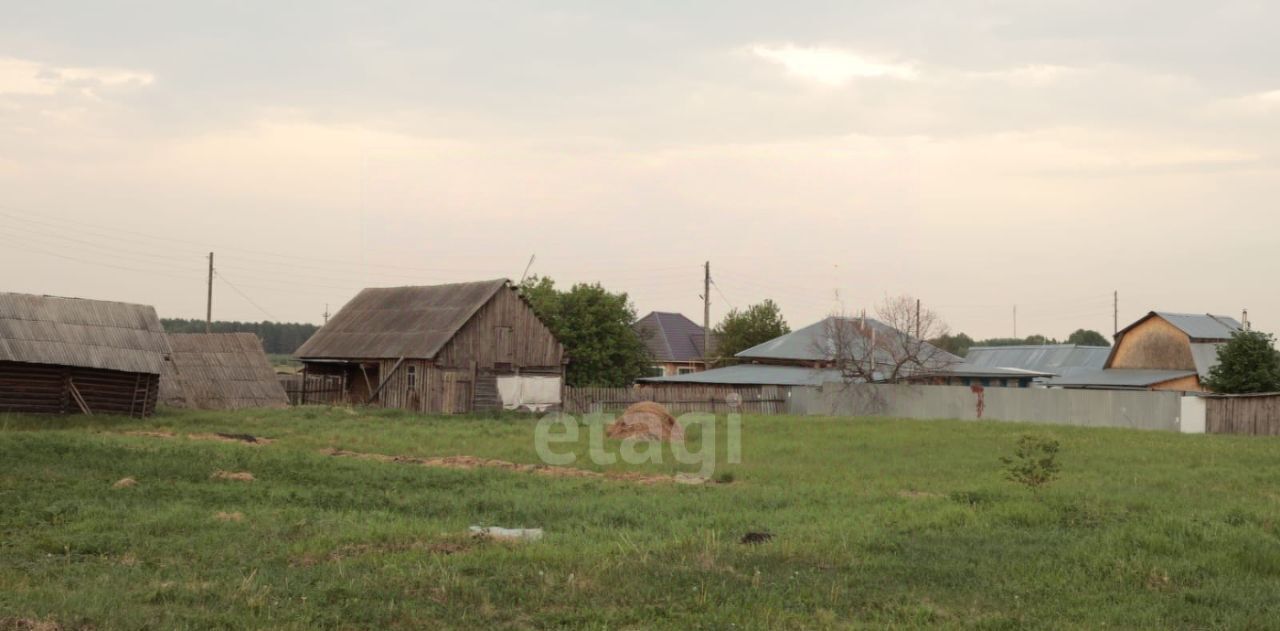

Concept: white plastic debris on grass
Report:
left=470, top=526, right=544, bottom=542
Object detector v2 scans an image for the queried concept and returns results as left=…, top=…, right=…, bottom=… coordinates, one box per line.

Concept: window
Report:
left=407, top=365, right=417, bottom=388
left=649, top=364, right=667, bottom=377
left=677, top=366, right=695, bottom=375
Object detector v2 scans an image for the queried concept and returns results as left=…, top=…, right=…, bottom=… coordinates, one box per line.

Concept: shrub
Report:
left=1001, top=434, right=1060, bottom=490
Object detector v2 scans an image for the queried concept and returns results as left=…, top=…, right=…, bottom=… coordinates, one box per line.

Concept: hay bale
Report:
left=607, top=401, right=684, bottom=442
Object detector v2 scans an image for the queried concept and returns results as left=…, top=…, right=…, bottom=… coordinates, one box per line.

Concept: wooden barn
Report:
left=0, top=293, right=171, bottom=417
left=159, top=333, right=289, bottom=410
left=295, top=279, right=566, bottom=413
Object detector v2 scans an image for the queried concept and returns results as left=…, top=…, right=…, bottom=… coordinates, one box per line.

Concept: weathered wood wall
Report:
left=435, top=287, right=564, bottom=372
left=1205, top=394, right=1280, bottom=435
left=564, top=384, right=788, bottom=415
left=1111, top=317, right=1197, bottom=372
left=0, top=360, right=158, bottom=418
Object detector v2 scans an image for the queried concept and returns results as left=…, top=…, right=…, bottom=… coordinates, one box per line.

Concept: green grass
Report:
left=3, top=408, right=1280, bottom=629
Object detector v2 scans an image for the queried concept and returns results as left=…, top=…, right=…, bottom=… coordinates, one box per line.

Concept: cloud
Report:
left=749, top=44, right=917, bottom=86
left=1212, top=89, right=1280, bottom=115
left=0, top=57, right=154, bottom=97
left=963, top=64, right=1087, bottom=86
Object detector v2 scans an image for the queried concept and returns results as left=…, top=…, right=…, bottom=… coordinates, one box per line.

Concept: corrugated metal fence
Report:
left=563, top=384, right=789, bottom=415
left=1205, top=393, right=1280, bottom=435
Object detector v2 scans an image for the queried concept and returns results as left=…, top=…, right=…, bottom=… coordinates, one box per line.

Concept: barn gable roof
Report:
left=0, top=292, right=171, bottom=375
left=160, top=333, right=289, bottom=410
left=295, top=279, right=510, bottom=360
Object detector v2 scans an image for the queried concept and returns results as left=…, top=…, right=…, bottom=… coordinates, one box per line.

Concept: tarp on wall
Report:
left=497, top=376, right=562, bottom=412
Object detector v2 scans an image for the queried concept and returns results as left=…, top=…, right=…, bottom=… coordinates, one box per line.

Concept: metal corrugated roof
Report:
left=295, top=279, right=509, bottom=360
left=0, top=292, right=171, bottom=375
left=1189, top=343, right=1225, bottom=379
left=964, top=345, right=1110, bottom=378
left=935, top=364, right=1055, bottom=378
left=1046, top=369, right=1197, bottom=389
left=1148, top=312, right=1240, bottom=340
left=639, top=364, right=843, bottom=386
left=634, top=312, right=708, bottom=363
left=735, top=316, right=961, bottom=364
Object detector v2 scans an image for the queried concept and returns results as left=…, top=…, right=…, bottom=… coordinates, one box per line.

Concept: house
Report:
left=1048, top=312, right=1241, bottom=392
left=159, top=333, right=289, bottom=410
left=634, top=311, right=714, bottom=377
left=0, top=293, right=172, bottom=417
left=640, top=315, right=1024, bottom=386
left=295, top=279, right=566, bottom=413
left=958, top=344, right=1111, bottom=386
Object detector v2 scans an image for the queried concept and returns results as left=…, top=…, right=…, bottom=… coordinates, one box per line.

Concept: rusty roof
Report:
left=295, top=279, right=510, bottom=360
left=0, top=292, right=172, bottom=375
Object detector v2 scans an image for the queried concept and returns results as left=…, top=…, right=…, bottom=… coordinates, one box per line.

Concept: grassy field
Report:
left=3, top=408, right=1280, bottom=629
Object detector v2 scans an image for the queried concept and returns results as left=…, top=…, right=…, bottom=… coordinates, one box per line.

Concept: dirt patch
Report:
left=215, top=511, right=245, bottom=522
left=123, top=431, right=176, bottom=439
left=898, top=490, right=944, bottom=500
left=211, top=470, right=255, bottom=482
left=323, top=448, right=677, bottom=485
left=740, top=532, right=774, bottom=545
left=0, top=620, right=66, bottom=631
left=190, top=433, right=275, bottom=446
left=111, top=477, right=137, bottom=489
left=607, top=401, right=684, bottom=442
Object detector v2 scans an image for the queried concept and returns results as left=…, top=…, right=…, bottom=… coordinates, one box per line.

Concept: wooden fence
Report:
left=278, top=374, right=346, bottom=406
left=1205, top=393, right=1280, bottom=435
left=563, top=384, right=789, bottom=415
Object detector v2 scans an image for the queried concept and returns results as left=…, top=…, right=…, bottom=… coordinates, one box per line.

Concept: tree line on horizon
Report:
left=160, top=319, right=319, bottom=355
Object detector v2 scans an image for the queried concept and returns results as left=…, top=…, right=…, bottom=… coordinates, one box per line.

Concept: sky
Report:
left=1, top=1, right=1277, bottom=341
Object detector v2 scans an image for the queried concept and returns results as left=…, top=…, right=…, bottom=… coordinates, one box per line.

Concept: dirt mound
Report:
left=111, top=477, right=137, bottom=489
left=211, top=470, right=255, bottom=482
left=214, top=511, right=244, bottom=522
left=607, top=401, right=684, bottom=442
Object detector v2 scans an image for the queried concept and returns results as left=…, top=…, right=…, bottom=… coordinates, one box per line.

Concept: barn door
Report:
left=495, top=326, right=514, bottom=370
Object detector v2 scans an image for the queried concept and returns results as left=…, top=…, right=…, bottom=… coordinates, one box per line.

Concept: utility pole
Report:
left=1243, top=308, right=1250, bottom=331
left=915, top=298, right=921, bottom=339
left=703, top=261, right=711, bottom=362
left=205, top=252, right=214, bottom=333
left=323, top=304, right=330, bottom=325
left=1113, top=290, right=1118, bottom=336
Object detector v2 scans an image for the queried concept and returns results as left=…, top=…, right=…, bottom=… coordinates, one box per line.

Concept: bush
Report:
left=1001, top=434, right=1060, bottom=490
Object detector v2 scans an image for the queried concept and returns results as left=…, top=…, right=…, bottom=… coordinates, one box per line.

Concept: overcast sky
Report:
left=2, top=1, right=1277, bottom=340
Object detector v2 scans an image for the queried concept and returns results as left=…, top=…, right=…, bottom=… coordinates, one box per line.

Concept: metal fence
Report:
left=563, top=384, right=789, bottom=415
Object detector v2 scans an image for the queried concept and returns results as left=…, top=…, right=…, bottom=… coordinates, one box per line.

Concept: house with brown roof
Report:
left=1049, top=311, right=1241, bottom=392
left=0, top=293, right=172, bottom=417
left=295, top=279, right=565, bottom=413
left=634, top=312, right=715, bottom=377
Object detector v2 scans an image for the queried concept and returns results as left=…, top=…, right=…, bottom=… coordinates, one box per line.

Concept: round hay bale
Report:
left=607, top=401, right=684, bottom=442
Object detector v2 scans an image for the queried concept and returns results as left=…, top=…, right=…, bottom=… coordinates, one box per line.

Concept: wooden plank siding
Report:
left=0, top=360, right=158, bottom=418
left=1205, top=394, right=1280, bottom=436
left=433, top=287, right=563, bottom=371
left=564, top=384, right=789, bottom=415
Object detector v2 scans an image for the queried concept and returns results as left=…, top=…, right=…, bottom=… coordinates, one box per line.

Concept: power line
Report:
left=215, top=270, right=277, bottom=320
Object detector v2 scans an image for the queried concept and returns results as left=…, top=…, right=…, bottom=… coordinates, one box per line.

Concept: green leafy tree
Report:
left=519, top=276, right=650, bottom=387
left=932, top=332, right=976, bottom=357
left=713, top=300, right=790, bottom=365
left=1066, top=329, right=1111, bottom=347
left=1202, top=330, right=1280, bottom=394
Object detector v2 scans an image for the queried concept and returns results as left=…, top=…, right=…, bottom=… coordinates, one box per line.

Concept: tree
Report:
left=932, top=332, right=975, bottom=357
left=822, top=295, right=956, bottom=384
left=519, top=276, right=651, bottom=387
left=1202, top=330, right=1280, bottom=394
left=1066, top=329, right=1111, bottom=347
left=713, top=299, right=790, bottom=365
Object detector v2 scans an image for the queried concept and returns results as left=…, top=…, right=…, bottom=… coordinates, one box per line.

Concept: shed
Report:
left=159, top=333, right=289, bottom=410
left=0, top=293, right=171, bottom=417
left=295, top=279, right=566, bottom=413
